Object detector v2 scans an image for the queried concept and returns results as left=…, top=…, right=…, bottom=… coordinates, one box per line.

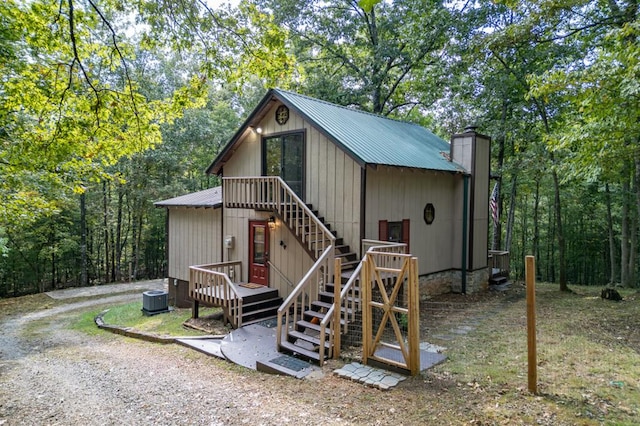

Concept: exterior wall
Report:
left=451, top=131, right=491, bottom=273
left=167, top=207, right=222, bottom=282
left=364, top=165, right=462, bottom=275
left=221, top=207, right=314, bottom=297
left=470, top=134, right=490, bottom=270
left=222, top=102, right=361, bottom=296
left=418, top=267, right=489, bottom=299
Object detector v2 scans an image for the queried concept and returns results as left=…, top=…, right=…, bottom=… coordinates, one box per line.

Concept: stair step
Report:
left=241, top=306, right=279, bottom=323
left=241, top=314, right=277, bottom=327
left=299, top=222, right=331, bottom=232
left=243, top=305, right=279, bottom=317
left=295, top=319, right=333, bottom=334
left=325, top=283, right=359, bottom=293
left=279, top=340, right=323, bottom=362
left=336, top=252, right=358, bottom=260
left=287, top=330, right=331, bottom=349
left=311, top=300, right=355, bottom=315
left=320, top=290, right=361, bottom=303
left=311, top=300, right=333, bottom=310
left=303, top=309, right=326, bottom=321
left=303, top=310, right=347, bottom=326
left=340, top=259, right=361, bottom=269
left=242, top=297, right=283, bottom=312
left=489, top=276, right=508, bottom=285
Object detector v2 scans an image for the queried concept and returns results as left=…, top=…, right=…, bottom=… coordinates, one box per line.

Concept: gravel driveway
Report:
left=1, top=283, right=525, bottom=425
left=0, top=284, right=426, bottom=425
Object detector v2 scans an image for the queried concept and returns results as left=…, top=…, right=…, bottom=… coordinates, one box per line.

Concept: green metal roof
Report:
left=207, top=89, right=466, bottom=175
left=274, top=89, right=465, bottom=173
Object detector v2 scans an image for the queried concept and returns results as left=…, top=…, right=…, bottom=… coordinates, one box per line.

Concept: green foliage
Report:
left=0, top=1, right=208, bottom=230
left=253, top=0, right=454, bottom=116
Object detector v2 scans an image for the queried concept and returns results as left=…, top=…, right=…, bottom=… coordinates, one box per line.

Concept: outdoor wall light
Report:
left=256, top=126, right=263, bottom=134
left=268, top=216, right=276, bottom=229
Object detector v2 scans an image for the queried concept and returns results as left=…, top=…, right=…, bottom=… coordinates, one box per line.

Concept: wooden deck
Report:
left=192, top=283, right=277, bottom=304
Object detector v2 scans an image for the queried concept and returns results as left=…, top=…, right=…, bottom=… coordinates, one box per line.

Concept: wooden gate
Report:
left=361, top=251, right=420, bottom=375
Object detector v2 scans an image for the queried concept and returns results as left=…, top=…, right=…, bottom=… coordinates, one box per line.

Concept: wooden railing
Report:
left=320, top=240, right=408, bottom=363
left=276, top=246, right=335, bottom=352
left=189, top=261, right=244, bottom=328
left=224, top=176, right=335, bottom=261
left=489, top=250, right=510, bottom=277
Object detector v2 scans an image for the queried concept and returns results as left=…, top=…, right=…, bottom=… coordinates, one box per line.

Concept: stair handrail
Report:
left=320, top=241, right=408, bottom=361
left=223, top=176, right=336, bottom=258
left=267, top=260, right=295, bottom=288
left=276, top=245, right=334, bottom=350
left=189, top=261, right=244, bottom=328
left=488, top=250, right=510, bottom=277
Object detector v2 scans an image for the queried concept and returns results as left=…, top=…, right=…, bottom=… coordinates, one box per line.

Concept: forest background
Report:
left=1, top=0, right=638, bottom=296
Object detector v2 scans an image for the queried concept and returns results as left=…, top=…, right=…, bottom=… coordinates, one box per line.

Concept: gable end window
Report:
left=378, top=219, right=410, bottom=252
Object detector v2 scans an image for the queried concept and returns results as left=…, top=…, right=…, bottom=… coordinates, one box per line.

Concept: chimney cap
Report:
left=464, top=125, right=478, bottom=133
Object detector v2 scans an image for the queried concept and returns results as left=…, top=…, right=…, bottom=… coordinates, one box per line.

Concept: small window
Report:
left=387, top=222, right=403, bottom=242
left=378, top=219, right=410, bottom=251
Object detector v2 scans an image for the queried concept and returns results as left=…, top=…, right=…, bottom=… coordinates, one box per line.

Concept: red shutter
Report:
left=379, top=220, right=388, bottom=241
left=402, top=219, right=410, bottom=252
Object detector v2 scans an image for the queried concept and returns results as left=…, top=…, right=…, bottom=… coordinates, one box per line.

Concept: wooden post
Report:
left=361, top=253, right=371, bottom=365
left=408, top=257, right=420, bottom=375
left=525, top=255, right=537, bottom=394
left=333, top=257, right=342, bottom=359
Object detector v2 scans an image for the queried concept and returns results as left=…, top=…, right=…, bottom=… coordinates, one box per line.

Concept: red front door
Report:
left=249, top=221, right=269, bottom=286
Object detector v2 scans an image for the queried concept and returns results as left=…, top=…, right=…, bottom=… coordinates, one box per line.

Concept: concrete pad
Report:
left=176, top=337, right=225, bottom=359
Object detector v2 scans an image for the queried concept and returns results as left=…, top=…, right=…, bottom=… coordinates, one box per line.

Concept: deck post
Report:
left=526, top=255, right=537, bottom=394
left=192, top=299, right=199, bottom=319
left=408, top=257, right=420, bottom=375
left=333, top=257, right=342, bottom=359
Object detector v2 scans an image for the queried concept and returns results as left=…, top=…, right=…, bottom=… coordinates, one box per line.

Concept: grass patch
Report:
left=432, top=283, right=640, bottom=425
left=71, top=302, right=221, bottom=337
left=0, top=293, right=60, bottom=318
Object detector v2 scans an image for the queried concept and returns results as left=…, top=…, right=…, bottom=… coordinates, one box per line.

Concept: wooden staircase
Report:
left=235, top=289, right=283, bottom=326
left=279, top=277, right=360, bottom=363
left=272, top=202, right=361, bottom=363
left=279, top=203, right=360, bottom=273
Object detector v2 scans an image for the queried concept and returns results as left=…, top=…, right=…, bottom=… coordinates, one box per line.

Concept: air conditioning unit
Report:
left=142, top=290, right=169, bottom=315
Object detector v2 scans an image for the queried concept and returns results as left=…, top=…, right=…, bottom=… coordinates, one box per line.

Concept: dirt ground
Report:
left=2, top=282, right=633, bottom=425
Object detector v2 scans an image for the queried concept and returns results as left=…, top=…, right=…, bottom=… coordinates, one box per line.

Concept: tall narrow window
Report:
left=263, top=132, right=305, bottom=198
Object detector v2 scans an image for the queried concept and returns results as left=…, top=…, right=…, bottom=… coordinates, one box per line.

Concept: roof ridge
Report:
left=273, top=88, right=427, bottom=130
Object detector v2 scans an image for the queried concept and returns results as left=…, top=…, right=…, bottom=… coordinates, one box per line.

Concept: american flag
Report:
left=490, top=182, right=499, bottom=226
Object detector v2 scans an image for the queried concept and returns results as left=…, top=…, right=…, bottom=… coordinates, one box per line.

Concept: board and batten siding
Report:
left=365, top=166, right=463, bottom=275
left=221, top=102, right=361, bottom=295
left=167, top=207, right=222, bottom=282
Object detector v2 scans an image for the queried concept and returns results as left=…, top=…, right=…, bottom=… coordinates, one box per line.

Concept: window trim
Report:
left=261, top=131, right=306, bottom=199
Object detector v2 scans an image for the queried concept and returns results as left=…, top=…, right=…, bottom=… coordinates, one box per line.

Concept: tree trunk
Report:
left=505, top=174, right=517, bottom=252
left=103, top=180, right=110, bottom=284
left=493, top=100, right=508, bottom=251
left=621, top=174, right=630, bottom=287
left=605, top=183, right=618, bottom=284
left=552, top=168, right=568, bottom=291
left=533, top=178, right=540, bottom=278
left=115, top=184, right=124, bottom=281
left=80, top=192, right=88, bottom=287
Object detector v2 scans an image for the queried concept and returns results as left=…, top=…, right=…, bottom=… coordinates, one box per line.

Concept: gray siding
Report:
left=167, top=207, right=222, bottom=282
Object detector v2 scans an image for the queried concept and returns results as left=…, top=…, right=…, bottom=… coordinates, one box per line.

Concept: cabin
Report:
left=155, top=89, right=508, bottom=366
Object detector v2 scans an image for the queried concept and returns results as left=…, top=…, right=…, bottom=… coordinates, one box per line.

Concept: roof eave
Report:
left=205, top=89, right=279, bottom=175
